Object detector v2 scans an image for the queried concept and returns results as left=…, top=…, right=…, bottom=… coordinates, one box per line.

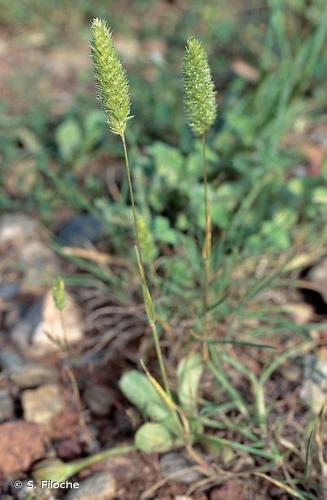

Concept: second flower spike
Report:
left=183, top=37, right=217, bottom=136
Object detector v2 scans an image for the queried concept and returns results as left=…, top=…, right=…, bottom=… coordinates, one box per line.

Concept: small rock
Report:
left=300, top=356, right=327, bottom=414
left=83, top=385, right=112, bottom=417
left=16, top=480, right=54, bottom=500
left=160, top=452, right=203, bottom=484
left=210, top=479, right=245, bottom=500
left=0, top=283, right=20, bottom=301
left=0, top=421, right=44, bottom=474
left=0, top=348, right=58, bottom=388
left=55, top=438, right=82, bottom=460
left=22, top=384, right=64, bottom=425
left=9, top=363, right=58, bottom=389
left=0, top=389, right=14, bottom=422
left=307, top=257, right=327, bottom=303
left=300, top=380, right=326, bottom=415
left=0, top=348, right=25, bottom=371
left=11, top=289, right=83, bottom=357
left=94, top=450, right=146, bottom=483
left=0, top=214, right=39, bottom=248
left=56, top=214, right=105, bottom=247
left=65, top=471, right=116, bottom=500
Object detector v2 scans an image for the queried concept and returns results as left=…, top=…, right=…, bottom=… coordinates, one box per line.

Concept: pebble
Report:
left=160, top=452, right=203, bottom=484
left=210, top=479, right=245, bottom=500
left=11, top=289, right=83, bottom=357
left=300, top=356, right=327, bottom=414
left=56, top=214, right=105, bottom=247
left=0, top=347, right=58, bottom=388
left=83, top=384, right=112, bottom=417
left=307, top=257, right=327, bottom=303
left=0, top=213, right=60, bottom=294
left=0, top=283, right=20, bottom=301
left=65, top=471, right=116, bottom=500
left=9, top=363, right=58, bottom=389
left=0, top=421, right=44, bottom=474
left=0, top=389, right=14, bottom=422
left=0, top=348, right=25, bottom=371
left=16, top=481, right=55, bottom=500
left=22, top=384, right=64, bottom=425
left=0, top=214, right=40, bottom=247
left=55, top=438, right=82, bottom=460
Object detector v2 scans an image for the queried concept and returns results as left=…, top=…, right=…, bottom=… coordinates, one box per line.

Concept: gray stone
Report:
left=56, top=214, right=105, bottom=247
left=0, top=283, right=20, bottom=301
left=300, top=356, right=327, bottom=414
left=307, top=257, right=327, bottom=303
left=0, top=214, right=39, bottom=247
left=16, top=480, right=55, bottom=500
left=0, top=347, right=58, bottom=388
left=10, top=363, right=58, bottom=389
left=22, top=384, right=64, bottom=425
left=11, top=289, right=83, bottom=357
left=160, top=452, right=203, bottom=484
left=65, top=471, right=116, bottom=500
left=0, top=348, right=25, bottom=371
left=0, top=389, right=14, bottom=422
left=83, top=385, right=112, bottom=417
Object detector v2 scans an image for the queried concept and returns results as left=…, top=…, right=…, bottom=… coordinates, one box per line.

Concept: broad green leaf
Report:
left=55, top=118, right=82, bottom=163
left=134, top=422, right=175, bottom=453
left=119, top=370, right=162, bottom=414
left=119, top=371, right=179, bottom=434
left=177, top=353, right=203, bottom=413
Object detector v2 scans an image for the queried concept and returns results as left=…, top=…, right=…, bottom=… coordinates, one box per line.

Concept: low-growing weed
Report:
left=33, top=6, right=327, bottom=497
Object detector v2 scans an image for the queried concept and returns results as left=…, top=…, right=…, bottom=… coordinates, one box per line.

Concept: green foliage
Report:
left=55, top=118, right=82, bottom=164
left=2, top=3, right=327, bottom=493
left=55, top=111, right=106, bottom=166
left=177, top=353, right=203, bottom=413
left=119, top=370, right=179, bottom=435
left=52, top=276, right=66, bottom=311
left=90, top=18, right=131, bottom=136
left=120, top=356, right=204, bottom=452
left=183, top=37, right=217, bottom=136
left=134, top=423, right=176, bottom=453
left=119, top=370, right=164, bottom=416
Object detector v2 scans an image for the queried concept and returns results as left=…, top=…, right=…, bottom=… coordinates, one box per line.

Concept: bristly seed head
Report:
left=183, top=37, right=217, bottom=136
left=90, top=18, right=131, bottom=136
left=52, top=276, right=66, bottom=311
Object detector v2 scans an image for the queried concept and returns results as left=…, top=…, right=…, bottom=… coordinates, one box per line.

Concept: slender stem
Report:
left=120, top=133, right=170, bottom=396
left=59, top=310, right=90, bottom=443
left=149, top=319, right=171, bottom=397
left=201, top=132, right=210, bottom=361
left=72, top=445, right=136, bottom=472
left=121, top=133, right=142, bottom=260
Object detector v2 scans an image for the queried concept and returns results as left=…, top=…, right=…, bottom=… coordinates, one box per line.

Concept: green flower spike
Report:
left=183, top=37, right=217, bottom=136
left=52, top=276, right=66, bottom=311
left=90, top=18, right=131, bottom=136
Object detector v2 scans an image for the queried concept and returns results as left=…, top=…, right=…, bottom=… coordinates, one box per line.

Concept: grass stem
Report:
left=201, top=132, right=210, bottom=361
left=120, top=133, right=170, bottom=396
